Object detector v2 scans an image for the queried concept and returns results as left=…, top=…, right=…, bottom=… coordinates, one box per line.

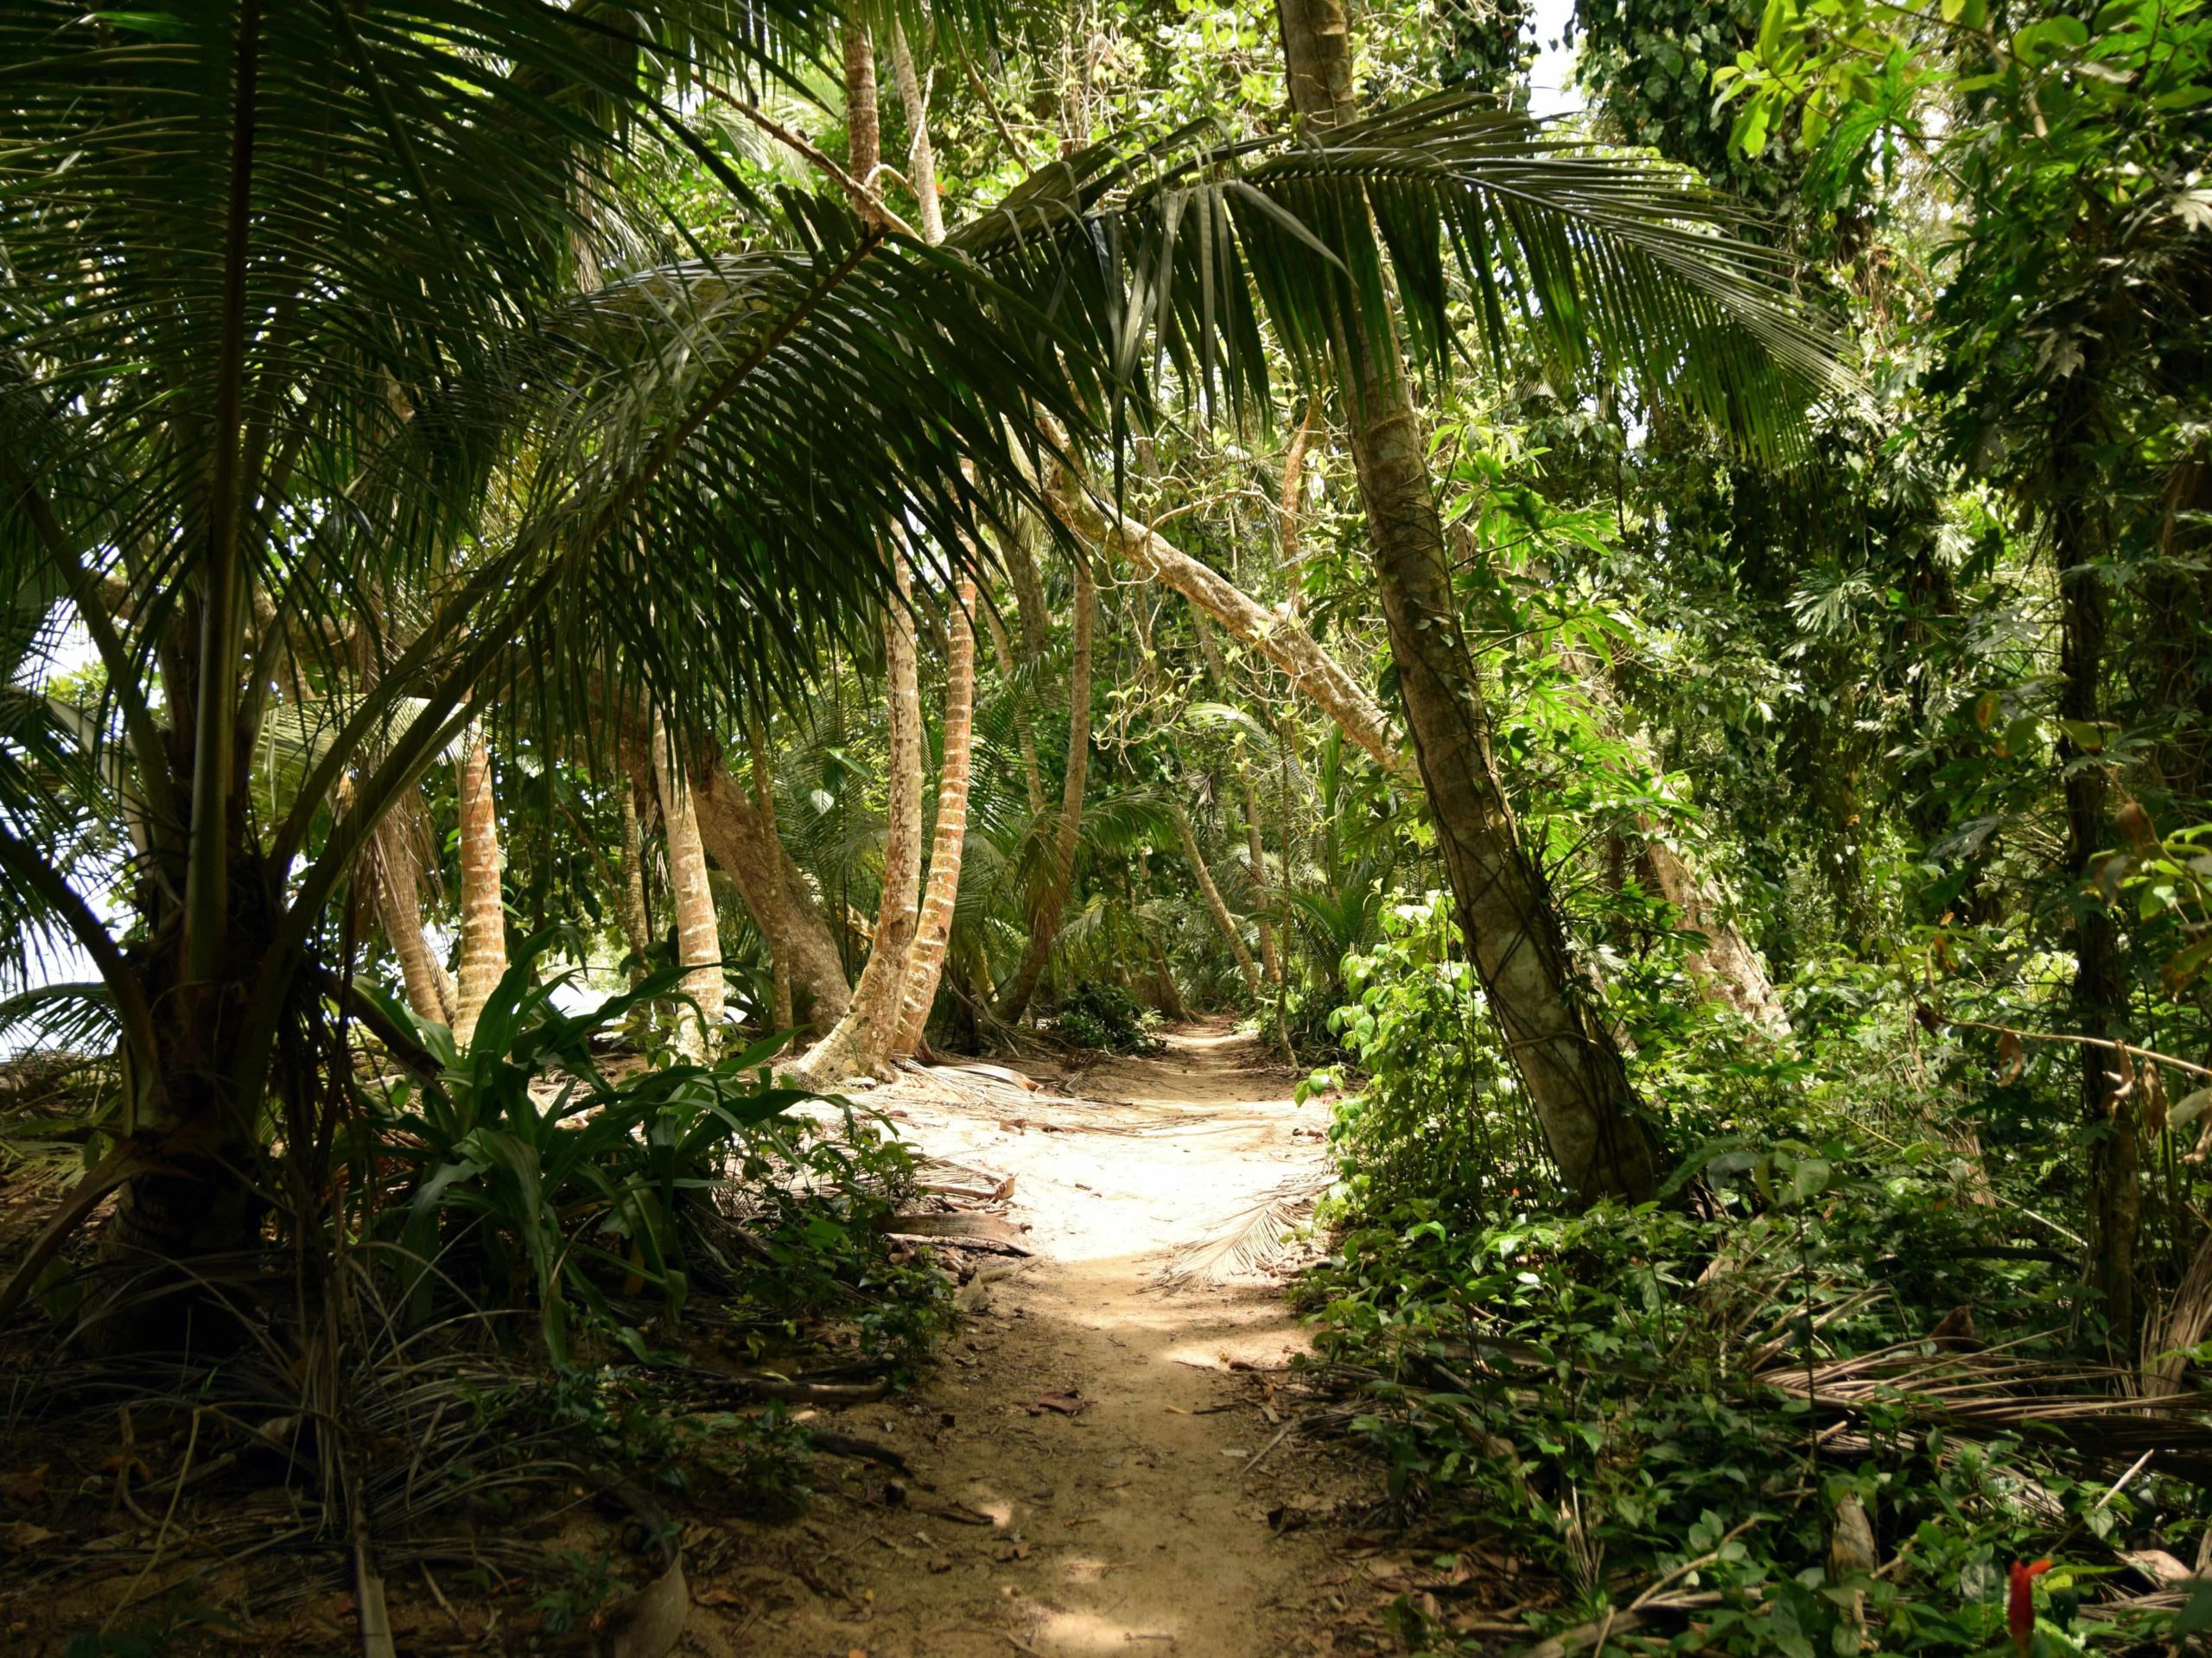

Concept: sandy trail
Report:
left=686, top=1020, right=1364, bottom=1658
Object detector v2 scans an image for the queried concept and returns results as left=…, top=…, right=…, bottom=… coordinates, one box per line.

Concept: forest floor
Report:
left=686, top=1020, right=1386, bottom=1658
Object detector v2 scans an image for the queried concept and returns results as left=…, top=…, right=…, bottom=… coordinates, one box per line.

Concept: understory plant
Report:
left=1299, top=924, right=2212, bottom=1654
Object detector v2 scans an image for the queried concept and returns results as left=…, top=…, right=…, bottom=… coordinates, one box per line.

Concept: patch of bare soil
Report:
left=685, top=1021, right=1377, bottom=1658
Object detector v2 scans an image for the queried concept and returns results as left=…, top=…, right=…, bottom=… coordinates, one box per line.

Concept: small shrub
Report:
left=1049, top=981, right=1163, bottom=1054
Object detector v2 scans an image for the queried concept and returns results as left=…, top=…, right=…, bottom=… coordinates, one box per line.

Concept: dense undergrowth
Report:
left=1298, top=896, right=2212, bottom=1655
left=0, top=934, right=952, bottom=1649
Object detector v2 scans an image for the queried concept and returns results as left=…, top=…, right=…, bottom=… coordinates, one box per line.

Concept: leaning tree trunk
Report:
left=372, top=789, right=457, bottom=1026
left=896, top=579, right=978, bottom=1055
left=452, top=719, right=508, bottom=1049
left=1270, top=0, right=1661, bottom=1202
left=887, top=22, right=944, bottom=245
left=652, top=708, right=728, bottom=1059
left=1040, top=460, right=1413, bottom=784
left=691, top=762, right=851, bottom=1029
left=995, top=535, right=1094, bottom=1025
left=1174, top=804, right=1262, bottom=995
left=793, top=570, right=925, bottom=1082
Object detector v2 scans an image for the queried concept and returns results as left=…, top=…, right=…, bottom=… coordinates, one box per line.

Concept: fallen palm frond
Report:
left=1746, top=1342, right=2212, bottom=1482
left=1157, top=1172, right=1331, bottom=1288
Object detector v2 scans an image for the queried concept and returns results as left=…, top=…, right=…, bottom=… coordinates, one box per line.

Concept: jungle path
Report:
left=687, top=1020, right=1373, bottom=1658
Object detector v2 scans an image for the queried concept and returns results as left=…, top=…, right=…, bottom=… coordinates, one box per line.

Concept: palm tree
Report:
left=451, top=721, right=510, bottom=1047
left=951, top=79, right=1839, bottom=1200
left=0, top=0, right=1090, bottom=1322
left=897, top=578, right=981, bottom=1053
left=652, top=706, right=728, bottom=1058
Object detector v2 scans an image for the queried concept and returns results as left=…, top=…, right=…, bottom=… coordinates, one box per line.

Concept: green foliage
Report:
left=1299, top=893, right=1544, bottom=1215
left=1302, top=1155, right=2202, bottom=1654
left=353, top=929, right=924, bottom=1366
left=1050, top=981, right=1165, bottom=1053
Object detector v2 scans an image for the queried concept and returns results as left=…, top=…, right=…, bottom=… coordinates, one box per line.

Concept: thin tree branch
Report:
left=699, top=79, right=919, bottom=238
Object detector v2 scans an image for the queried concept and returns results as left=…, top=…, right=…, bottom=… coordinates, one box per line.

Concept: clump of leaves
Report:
left=1298, top=893, right=1552, bottom=1217
left=1049, top=981, right=1164, bottom=1054
left=1299, top=1155, right=2209, bottom=1655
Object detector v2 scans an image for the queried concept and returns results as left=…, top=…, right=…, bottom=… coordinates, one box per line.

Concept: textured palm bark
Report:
left=617, top=781, right=658, bottom=1045
left=748, top=715, right=796, bottom=1045
left=896, top=579, right=978, bottom=1055
left=795, top=574, right=925, bottom=1081
left=1175, top=804, right=1262, bottom=994
left=843, top=23, right=880, bottom=188
left=652, top=708, right=727, bottom=1059
left=691, top=762, right=851, bottom=1028
left=995, top=539, right=1094, bottom=1024
left=617, top=784, right=653, bottom=987
left=372, top=791, right=456, bottom=1026
left=451, top=720, right=508, bottom=1049
left=1272, top=0, right=1660, bottom=1202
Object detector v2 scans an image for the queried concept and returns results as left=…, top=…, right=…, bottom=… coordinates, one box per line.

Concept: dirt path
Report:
left=685, top=1020, right=1368, bottom=1658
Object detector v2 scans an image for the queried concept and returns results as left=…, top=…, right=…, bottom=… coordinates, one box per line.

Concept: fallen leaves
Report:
left=1029, top=1392, right=1090, bottom=1417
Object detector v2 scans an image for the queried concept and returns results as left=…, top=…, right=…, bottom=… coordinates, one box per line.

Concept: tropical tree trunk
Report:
left=995, top=537, right=1094, bottom=1024
left=1271, top=0, right=1662, bottom=1202
left=691, top=763, right=851, bottom=1029
left=618, top=780, right=658, bottom=1046
left=652, top=708, right=727, bottom=1059
left=896, top=579, right=978, bottom=1055
left=1174, top=804, right=1262, bottom=994
left=452, top=720, right=508, bottom=1049
left=617, top=783, right=654, bottom=988
left=1638, top=839, right=1786, bottom=1032
left=2052, top=380, right=2138, bottom=1341
left=844, top=22, right=880, bottom=188
left=1192, top=619, right=1287, bottom=986
left=793, top=570, right=925, bottom=1081
left=748, top=715, right=796, bottom=1045
left=1281, top=391, right=1324, bottom=619
left=372, top=793, right=456, bottom=1026
left=887, top=23, right=944, bottom=244
left=1042, top=468, right=1413, bottom=783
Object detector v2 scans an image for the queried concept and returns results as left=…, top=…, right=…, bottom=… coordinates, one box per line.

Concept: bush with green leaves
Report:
left=1049, top=981, right=1164, bottom=1054
left=1301, top=1098, right=2212, bottom=1654
left=353, top=928, right=937, bottom=1367
left=1297, top=893, right=1550, bottom=1218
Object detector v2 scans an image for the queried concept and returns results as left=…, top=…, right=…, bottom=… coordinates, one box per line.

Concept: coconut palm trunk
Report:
left=1270, top=0, right=1662, bottom=1202
left=895, top=579, right=978, bottom=1054
left=690, top=764, right=851, bottom=1030
left=652, top=708, right=727, bottom=1058
left=792, top=569, right=925, bottom=1082
left=451, top=720, right=508, bottom=1049
left=372, top=794, right=456, bottom=1026
left=995, top=537, right=1094, bottom=1025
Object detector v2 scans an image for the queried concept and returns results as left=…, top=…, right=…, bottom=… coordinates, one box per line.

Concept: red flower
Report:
left=2008, top=1559, right=2052, bottom=1653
